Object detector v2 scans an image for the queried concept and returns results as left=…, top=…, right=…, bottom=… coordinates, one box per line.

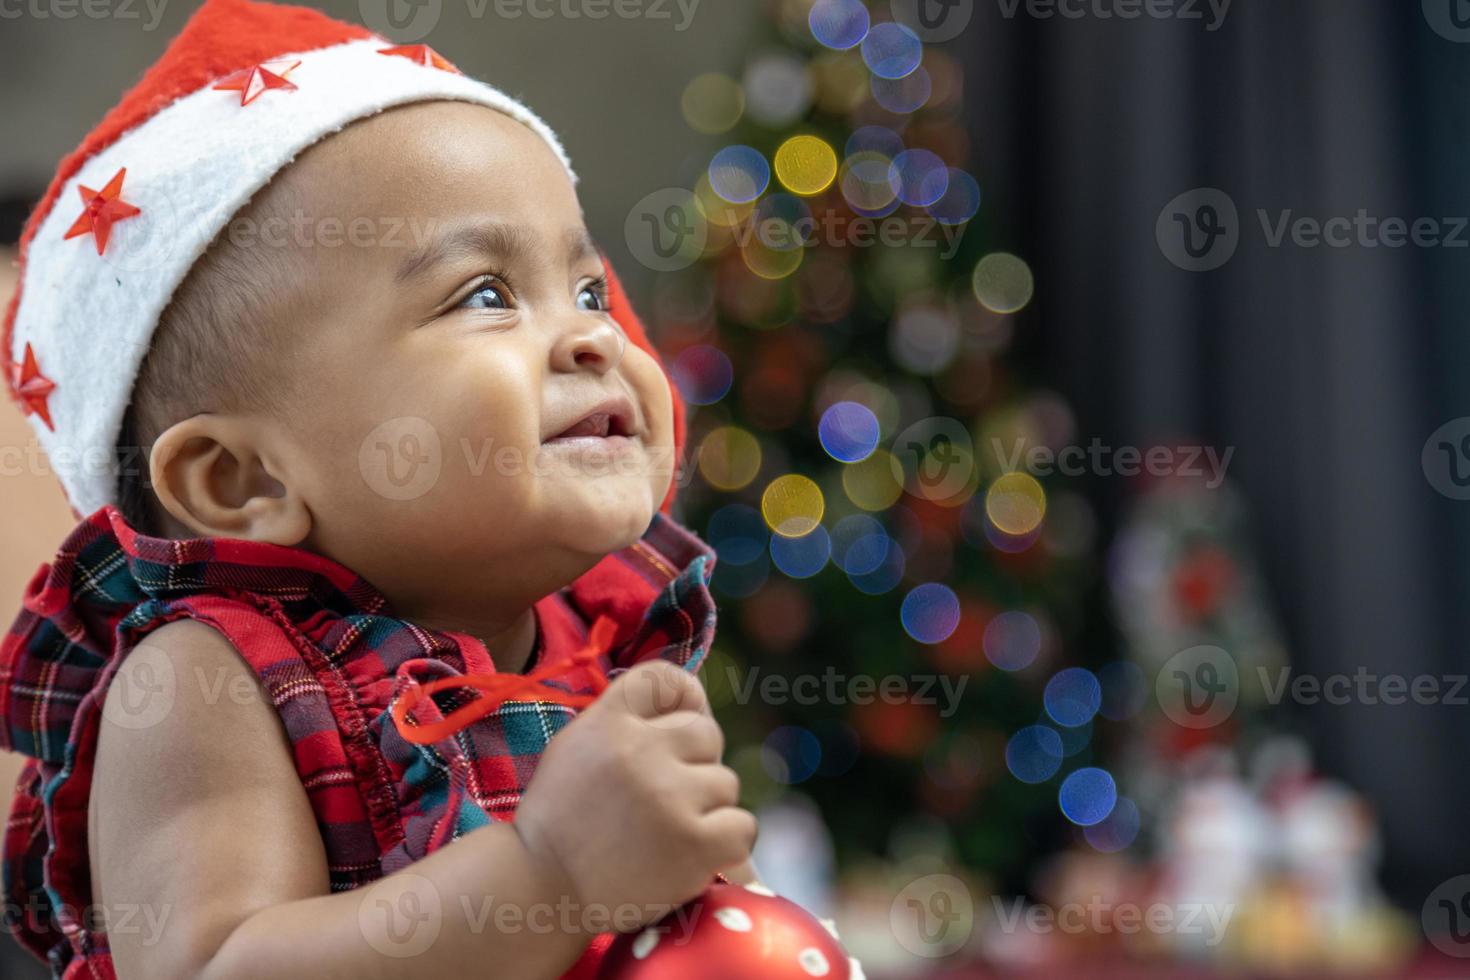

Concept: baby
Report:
left=0, top=1, right=757, bottom=977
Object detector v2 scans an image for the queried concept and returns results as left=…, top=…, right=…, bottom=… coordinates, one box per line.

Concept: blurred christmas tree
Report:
left=631, top=0, right=1116, bottom=899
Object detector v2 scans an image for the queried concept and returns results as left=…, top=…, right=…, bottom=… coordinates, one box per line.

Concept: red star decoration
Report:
left=377, top=44, right=458, bottom=73
left=63, top=168, right=142, bottom=256
left=213, top=59, right=301, bottom=106
left=11, top=343, right=56, bottom=431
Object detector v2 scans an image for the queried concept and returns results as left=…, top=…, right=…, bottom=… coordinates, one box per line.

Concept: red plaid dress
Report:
left=0, top=505, right=717, bottom=979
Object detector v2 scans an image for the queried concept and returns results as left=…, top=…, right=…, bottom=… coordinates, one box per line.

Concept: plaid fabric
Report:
left=0, top=505, right=717, bottom=979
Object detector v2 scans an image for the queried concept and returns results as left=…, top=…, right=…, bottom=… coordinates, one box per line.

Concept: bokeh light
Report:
left=706, top=503, right=768, bottom=564
left=1006, top=725, right=1064, bottom=784
left=681, top=73, right=744, bottom=134
left=848, top=535, right=906, bottom=594
left=698, top=426, right=763, bottom=491
left=972, top=252, right=1036, bottom=314
left=861, top=22, right=923, bottom=79
left=901, top=583, right=961, bottom=644
left=770, top=524, right=831, bottom=578
left=846, top=125, right=904, bottom=160
left=985, top=471, right=1047, bottom=536
left=842, top=449, right=905, bottom=511
left=871, top=66, right=931, bottom=113
left=819, top=401, right=881, bottom=462
left=983, top=610, right=1041, bottom=671
left=743, top=53, right=812, bottom=127
left=808, top=0, right=869, bottom=50
left=708, top=145, right=771, bottom=204
left=831, top=514, right=891, bottom=575
left=775, top=134, right=839, bottom=196
left=1044, top=668, right=1102, bottom=728
left=840, top=151, right=899, bottom=212
left=741, top=236, right=806, bottom=280
left=761, top=473, right=826, bottom=537
left=1059, top=767, right=1118, bottom=827
left=889, top=148, right=950, bottom=207
left=762, top=725, right=823, bottom=784
left=1084, top=797, right=1140, bottom=853
left=890, top=305, right=961, bottom=375
left=670, top=345, right=734, bottom=405
left=928, top=168, right=981, bottom=225
left=711, top=549, right=769, bottom=599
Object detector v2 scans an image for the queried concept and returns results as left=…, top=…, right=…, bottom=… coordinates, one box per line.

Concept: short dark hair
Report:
left=113, top=178, right=307, bottom=536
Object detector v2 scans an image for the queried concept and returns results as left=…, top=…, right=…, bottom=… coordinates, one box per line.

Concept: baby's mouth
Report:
left=543, top=397, right=639, bottom=447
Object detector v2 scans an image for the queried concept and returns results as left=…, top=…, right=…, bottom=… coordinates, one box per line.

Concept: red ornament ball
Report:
left=599, top=883, right=851, bottom=979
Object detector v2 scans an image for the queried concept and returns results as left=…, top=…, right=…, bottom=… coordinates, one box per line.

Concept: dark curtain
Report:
left=962, top=1, right=1470, bottom=906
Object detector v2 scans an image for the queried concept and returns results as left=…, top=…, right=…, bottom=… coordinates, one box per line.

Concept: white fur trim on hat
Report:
left=10, top=36, right=574, bottom=516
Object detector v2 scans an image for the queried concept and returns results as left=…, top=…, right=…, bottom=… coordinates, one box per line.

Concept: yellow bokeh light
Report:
left=972, top=252, right=1036, bottom=314
left=698, top=426, right=763, bottom=491
left=842, top=449, right=905, bottom=512
left=741, top=237, right=805, bottom=280
left=775, top=135, right=838, bottom=196
left=762, top=474, right=825, bottom=537
left=681, top=73, right=745, bottom=135
left=986, top=472, right=1047, bottom=536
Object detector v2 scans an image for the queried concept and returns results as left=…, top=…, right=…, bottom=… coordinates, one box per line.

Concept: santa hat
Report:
left=4, top=0, right=685, bottom=519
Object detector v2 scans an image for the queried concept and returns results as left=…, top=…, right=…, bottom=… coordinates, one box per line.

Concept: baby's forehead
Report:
left=274, top=99, right=578, bottom=214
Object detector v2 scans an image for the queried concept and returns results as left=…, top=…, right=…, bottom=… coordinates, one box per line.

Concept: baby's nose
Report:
left=550, top=316, right=626, bottom=374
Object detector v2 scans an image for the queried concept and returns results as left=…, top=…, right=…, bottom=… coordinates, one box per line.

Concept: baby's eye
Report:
left=461, top=282, right=509, bottom=310
left=576, top=282, right=608, bottom=312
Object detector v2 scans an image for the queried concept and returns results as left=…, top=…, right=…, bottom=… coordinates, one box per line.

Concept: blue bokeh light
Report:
left=708, top=145, right=770, bottom=204
left=1005, top=725, right=1064, bottom=784
left=1044, top=667, right=1102, bottom=728
left=819, top=401, right=881, bottom=462
left=808, top=0, right=870, bottom=50
left=901, top=582, right=961, bottom=644
left=770, top=524, right=831, bottom=579
left=831, top=514, right=890, bottom=575
left=1059, top=767, right=1118, bottom=827
left=762, top=726, right=823, bottom=784
left=1084, top=796, right=1140, bottom=852
left=861, top=22, right=923, bottom=80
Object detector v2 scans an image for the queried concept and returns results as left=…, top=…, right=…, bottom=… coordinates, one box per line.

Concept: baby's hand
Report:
left=514, top=660, right=755, bottom=930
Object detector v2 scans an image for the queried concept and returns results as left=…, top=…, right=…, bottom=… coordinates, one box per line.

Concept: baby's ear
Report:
left=149, top=415, right=311, bottom=545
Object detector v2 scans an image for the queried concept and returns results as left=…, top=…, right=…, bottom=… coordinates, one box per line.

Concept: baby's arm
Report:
left=91, top=620, right=753, bottom=980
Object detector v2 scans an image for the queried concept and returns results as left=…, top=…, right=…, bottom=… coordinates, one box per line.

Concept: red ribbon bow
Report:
left=390, top=615, right=619, bottom=745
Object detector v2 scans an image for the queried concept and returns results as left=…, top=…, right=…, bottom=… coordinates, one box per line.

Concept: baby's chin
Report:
left=545, top=479, right=661, bottom=557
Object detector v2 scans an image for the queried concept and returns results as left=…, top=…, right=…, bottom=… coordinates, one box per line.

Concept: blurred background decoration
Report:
left=5, top=1, right=1470, bottom=978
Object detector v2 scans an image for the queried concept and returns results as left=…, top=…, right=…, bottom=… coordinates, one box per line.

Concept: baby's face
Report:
left=259, top=101, right=675, bottom=617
